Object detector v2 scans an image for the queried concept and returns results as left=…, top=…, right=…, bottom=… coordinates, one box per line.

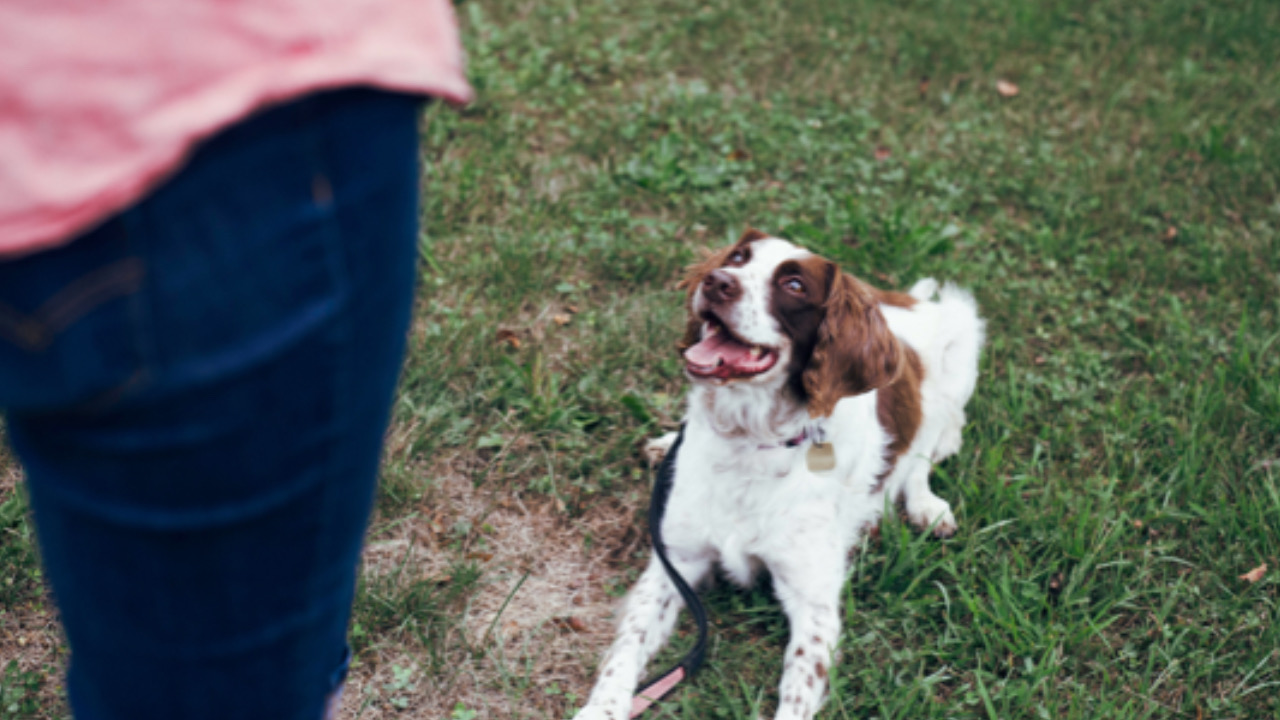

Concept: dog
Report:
left=572, top=229, right=985, bottom=720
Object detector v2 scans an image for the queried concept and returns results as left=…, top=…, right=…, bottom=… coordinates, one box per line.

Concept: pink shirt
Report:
left=0, top=1, right=473, bottom=258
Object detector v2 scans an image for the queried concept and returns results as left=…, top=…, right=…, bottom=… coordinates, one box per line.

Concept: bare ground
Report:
left=341, top=470, right=644, bottom=719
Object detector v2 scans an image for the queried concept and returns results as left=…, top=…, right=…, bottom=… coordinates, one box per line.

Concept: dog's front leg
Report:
left=769, top=549, right=845, bottom=720
left=574, top=552, right=711, bottom=720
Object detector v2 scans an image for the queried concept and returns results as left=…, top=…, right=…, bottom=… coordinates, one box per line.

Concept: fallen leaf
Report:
left=566, top=304, right=580, bottom=314
left=1034, top=355, right=1046, bottom=365
left=1163, top=226, right=1179, bottom=241
left=727, top=148, right=751, bottom=161
left=552, top=313, right=572, bottom=326
left=550, top=616, right=587, bottom=633
left=1132, top=519, right=1144, bottom=529
left=996, top=79, right=1020, bottom=98
left=1240, top=563, right=1267, bottom=583
left=495, top=328, right=521, bottom=349
left=874, top=146, right=892, bottom=161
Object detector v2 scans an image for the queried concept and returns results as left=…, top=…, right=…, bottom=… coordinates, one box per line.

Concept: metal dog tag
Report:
left=806, top=442, right=836, bottom=472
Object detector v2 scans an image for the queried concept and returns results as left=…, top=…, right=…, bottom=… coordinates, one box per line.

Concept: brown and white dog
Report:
left=573, top=229, right=985, bottom=720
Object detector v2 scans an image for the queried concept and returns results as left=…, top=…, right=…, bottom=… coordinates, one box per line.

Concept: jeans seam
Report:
left=40, top=258, right=146, bottom=334
left=0, top=258, right=145, bottom=352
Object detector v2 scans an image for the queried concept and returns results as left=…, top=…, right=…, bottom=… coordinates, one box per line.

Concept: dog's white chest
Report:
left=668, top=441, right=826, bottom=585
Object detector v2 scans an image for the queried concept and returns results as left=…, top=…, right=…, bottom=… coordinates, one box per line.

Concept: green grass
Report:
left=3, top=0, right=1279, bottom=717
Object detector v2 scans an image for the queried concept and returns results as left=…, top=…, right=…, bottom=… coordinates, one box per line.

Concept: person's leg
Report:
left=0, top=88, right=423, bottom=720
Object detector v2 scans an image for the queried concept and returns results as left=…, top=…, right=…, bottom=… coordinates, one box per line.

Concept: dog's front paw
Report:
left=643, top=431, right=679, bottom=466
left=906, top=493, right=957, bottom=538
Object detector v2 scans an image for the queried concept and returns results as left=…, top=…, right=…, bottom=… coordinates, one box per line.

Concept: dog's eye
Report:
left=782, top=277, right=805, bottom=294
left=727, top=249, right=748, bottom=265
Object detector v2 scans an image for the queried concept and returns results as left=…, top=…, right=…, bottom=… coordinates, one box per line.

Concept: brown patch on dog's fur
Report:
left=676, top=228, right=770, bottom=352
left=872, top=288, right=918, bottom=308
left=875, top=344, right=924, bottom=482
left=769, top=256, right=839, bottom=402
left=677, top=245, right=735, bottom=352
left=802, top=270, right=903, bottom=417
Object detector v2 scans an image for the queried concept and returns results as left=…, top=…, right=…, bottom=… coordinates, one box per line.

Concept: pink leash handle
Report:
left=629, top=667, right=687, bottom=718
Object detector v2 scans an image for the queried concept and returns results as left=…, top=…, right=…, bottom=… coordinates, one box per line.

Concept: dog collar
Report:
left=757, top=425, right=836, bottom=472
left=758, top=424, right=827, bottom=449
left=759, top=428, right=809, bottom=450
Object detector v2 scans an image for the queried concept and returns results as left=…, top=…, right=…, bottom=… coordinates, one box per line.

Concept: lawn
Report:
left=2, top=0, right=1279, bottom=718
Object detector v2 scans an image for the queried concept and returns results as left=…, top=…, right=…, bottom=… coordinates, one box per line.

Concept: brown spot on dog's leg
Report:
left=816, top=662, right=828, bottom=679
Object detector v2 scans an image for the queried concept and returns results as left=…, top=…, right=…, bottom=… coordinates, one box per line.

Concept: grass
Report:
left=2, top=0, right=1279, bottom=717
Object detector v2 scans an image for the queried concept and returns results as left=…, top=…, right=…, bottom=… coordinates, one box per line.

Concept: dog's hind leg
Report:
left=898, top=455, right=957, bottom=538
left=573, top=551, right=712, bottom=720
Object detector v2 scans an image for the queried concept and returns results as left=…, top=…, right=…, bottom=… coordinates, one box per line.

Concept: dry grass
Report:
left=339, top=467, right=646, bottom=720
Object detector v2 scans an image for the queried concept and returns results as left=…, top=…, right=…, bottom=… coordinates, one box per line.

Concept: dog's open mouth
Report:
left=684, top=314, right=779, bottom=380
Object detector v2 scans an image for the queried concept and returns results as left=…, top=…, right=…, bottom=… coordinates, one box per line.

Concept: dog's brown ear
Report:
left=739, top=227, right=769, bottom=244
left=676, top=244, right=736, bottom=351
left=802, top=269, right=902, bottom=417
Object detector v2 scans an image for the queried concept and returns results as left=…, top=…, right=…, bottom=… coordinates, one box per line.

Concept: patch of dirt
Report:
left=341, top=471, right=646, bottom=720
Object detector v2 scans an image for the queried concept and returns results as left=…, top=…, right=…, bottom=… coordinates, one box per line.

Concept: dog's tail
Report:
left=934, top=283, right=985, bottom=407
left=908, top=277, right=939, bottom=301
left=926, top=283, right=984, bottom=462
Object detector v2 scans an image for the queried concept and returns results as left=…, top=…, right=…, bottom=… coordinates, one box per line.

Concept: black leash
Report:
left=629, top=425, right=708, bottom=717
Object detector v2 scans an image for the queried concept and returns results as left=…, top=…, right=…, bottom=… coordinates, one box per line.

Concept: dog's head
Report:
left=679, top=229, right=903, bottom=417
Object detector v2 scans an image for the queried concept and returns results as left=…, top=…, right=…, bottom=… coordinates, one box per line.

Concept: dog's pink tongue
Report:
left=684, top=331, right=752, bottom=373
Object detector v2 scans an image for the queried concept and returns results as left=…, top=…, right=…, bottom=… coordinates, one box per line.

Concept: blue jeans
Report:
left=0, top=88, right=423, bottom=720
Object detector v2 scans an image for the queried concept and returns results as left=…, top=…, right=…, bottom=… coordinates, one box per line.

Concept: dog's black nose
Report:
left=702, top=269, right=741, bottom=304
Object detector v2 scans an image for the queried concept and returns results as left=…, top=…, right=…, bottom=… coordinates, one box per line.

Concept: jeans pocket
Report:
left=0, top=221, right=150, bottom=412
